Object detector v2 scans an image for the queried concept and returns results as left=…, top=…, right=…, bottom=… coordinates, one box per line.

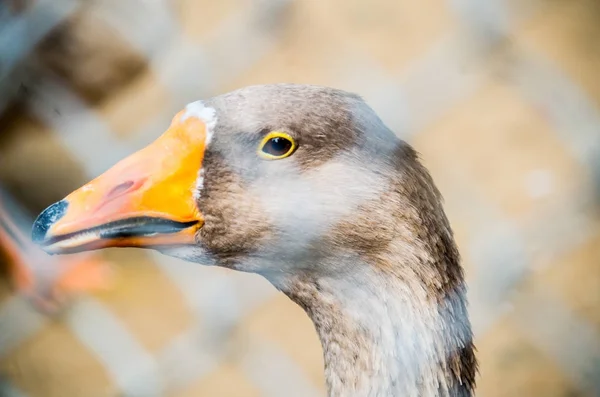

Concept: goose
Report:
left=31, top=84, right=477, bottom=397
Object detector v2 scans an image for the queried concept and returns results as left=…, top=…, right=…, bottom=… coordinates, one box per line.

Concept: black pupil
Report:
left=263, top=137, right=292, bottom=156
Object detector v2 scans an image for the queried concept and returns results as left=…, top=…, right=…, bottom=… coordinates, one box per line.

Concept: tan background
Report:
left=1, top=0, right=600, bottom=396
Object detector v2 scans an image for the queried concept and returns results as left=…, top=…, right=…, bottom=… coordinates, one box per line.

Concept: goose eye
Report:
left=258, top=132, right=297, bottom=159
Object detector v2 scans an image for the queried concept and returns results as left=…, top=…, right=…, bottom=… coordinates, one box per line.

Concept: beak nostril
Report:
left=106, top=180, right=136, bottom=199
left=31, top=200, right=69, bottom=243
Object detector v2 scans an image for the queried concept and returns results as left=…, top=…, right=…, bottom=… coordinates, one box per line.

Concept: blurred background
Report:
left=0, top=0, right=599, bottom=396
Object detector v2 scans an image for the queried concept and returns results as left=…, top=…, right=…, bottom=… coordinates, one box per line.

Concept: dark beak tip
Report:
left=31, top=200, right=69, bottom=244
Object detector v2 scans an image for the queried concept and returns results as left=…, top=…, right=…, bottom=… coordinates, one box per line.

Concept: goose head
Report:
left=32, top=84, right=476, bottom=396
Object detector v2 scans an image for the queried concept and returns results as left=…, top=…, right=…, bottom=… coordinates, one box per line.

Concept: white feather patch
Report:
left=182, top=100, right=217, bottom=146
left=182, top=100, right=216, bottom=201
left=194, top=168, right=205, bottom=201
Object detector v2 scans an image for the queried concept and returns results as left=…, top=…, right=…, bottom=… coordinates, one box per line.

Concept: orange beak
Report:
left=32, top=111, right=207, bottom=254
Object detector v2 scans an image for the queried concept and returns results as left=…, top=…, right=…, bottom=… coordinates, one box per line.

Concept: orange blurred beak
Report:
left=32, top=112, right=206, bottom=254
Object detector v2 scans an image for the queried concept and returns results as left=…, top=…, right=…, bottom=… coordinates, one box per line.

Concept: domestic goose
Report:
left=32, top=84, right=477, bottom=396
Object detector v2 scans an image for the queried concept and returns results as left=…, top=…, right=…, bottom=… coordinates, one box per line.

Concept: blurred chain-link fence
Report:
left=0, top=0, right=600, bottom=396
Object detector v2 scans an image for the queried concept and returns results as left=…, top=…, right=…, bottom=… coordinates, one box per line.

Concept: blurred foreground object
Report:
left=0, top=186, right=114, bottom=312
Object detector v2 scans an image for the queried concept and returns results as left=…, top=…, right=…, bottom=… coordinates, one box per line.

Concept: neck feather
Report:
left=282, top=261, right=476, bottom=397
left=267, top=143, right=476, bottom=396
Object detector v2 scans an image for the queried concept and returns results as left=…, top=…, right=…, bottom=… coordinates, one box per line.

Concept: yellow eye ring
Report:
left=258, top=131, right=297, bottom=160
